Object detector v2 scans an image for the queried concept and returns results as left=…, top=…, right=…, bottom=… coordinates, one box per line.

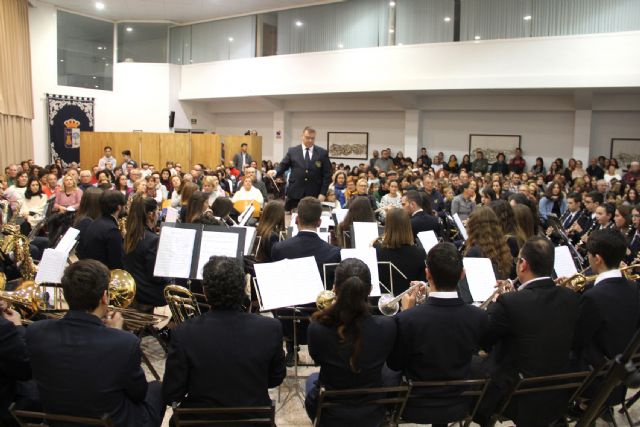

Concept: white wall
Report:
left=422, top=111, right=576, bottom=167
left=29, top=1, right=172, bottom=165
left=591, top=112, right=640, bottom=158
left=210, top=112, right=274, bottom=159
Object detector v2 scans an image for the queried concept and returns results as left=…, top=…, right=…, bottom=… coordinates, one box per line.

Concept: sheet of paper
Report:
left=35, top=249, right=67, bottom=284
left=318, top=231, right=331, bottom=243
left=320, top=214, right=333, bottom=229
left=154, top=227, right=196, bottom=278
left=254, top=256, right=324, bottom=310
left=165, top=207, right=179, bottom=223
left=238, top=204, right=255, bottom=226
left=290, top=213, right=328, bottom=238
left=333, top=208, right=348, bottom=225
left=55, top=227, right=80, bottom=256
left=554, top=245, right=578, bottom=278
left=340, top=248, right=381, bottom=297
left=453, top=213, right=469, bottom=241
left=463, top=257, right=497, bottom=302
left=196, top=231, right=240, bottom=280
left=353, top=222, right=380, bottom=249
left=417, top=230, right=439, bottom=255
left=233, top=226, right=256, bottom=256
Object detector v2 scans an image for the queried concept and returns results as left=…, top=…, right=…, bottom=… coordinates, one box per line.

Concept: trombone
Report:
left=556, top=263, right=640, bottom=293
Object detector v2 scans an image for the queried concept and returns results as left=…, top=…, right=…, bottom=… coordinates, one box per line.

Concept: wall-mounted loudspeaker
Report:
left=169, top=111, right=175, bottom=128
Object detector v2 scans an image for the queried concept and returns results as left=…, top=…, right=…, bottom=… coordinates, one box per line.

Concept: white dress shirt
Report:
left=594, top=269, right=622, bottom=286
left=517, top=276, right=551, bottom=291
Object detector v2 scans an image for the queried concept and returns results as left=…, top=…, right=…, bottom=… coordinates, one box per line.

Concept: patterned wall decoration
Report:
left=47, top=94, right=94, bottom=166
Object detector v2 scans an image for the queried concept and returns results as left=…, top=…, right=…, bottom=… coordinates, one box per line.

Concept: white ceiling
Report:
left=37, top=0, right=343, bottom=24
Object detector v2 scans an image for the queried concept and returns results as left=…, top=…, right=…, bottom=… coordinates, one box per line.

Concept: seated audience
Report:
left=53, top=174, right=83, bottom=213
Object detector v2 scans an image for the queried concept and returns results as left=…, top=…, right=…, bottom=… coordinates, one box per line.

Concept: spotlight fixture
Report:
left=126, top=27, right=133, bottom=32
left=474, top=35, right=481, bottom=40
left=95, top=2, right=104, bottom=10
left=295, top=20, right=303, bottom=27
left=444, top=16, right=451, bottom=22
left=523, top=15, right=532, bottom=20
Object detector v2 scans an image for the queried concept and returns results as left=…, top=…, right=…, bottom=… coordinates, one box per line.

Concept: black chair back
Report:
left=171, top=401, right=276, bottom=426
left=9, top=403, right=114, bottom=427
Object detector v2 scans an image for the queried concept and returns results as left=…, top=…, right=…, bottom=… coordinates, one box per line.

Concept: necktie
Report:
left=305, top=147, right=311, bottom=167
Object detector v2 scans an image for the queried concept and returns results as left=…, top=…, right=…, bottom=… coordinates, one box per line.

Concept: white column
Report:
left=404, top=110, right=422, bottom=160
left=573, top=110, right=592, bottom=161
left=272, top=110, right=290, bottom=161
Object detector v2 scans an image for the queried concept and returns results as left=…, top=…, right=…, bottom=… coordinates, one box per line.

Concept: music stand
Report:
left=547, top=215, right=584, bottom=271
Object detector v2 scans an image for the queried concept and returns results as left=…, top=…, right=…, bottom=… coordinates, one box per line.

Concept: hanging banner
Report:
left=47, top=94, right=94, bottom=166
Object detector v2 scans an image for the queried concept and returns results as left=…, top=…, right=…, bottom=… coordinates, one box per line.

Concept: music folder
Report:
left=154, top=223, right=246, bottom=279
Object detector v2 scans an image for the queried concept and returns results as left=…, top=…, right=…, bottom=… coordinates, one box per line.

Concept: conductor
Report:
left=268, top=126, right=332, bottom=210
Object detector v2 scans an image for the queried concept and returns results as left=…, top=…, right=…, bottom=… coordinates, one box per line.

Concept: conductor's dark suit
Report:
left=275, top=145, right=332, bottom=203
left=475, top=278, right=579, bottom=426
left=79, top=215, right=124, bottom=269
left=410, top=210, right=443, bottom=240
left=25, top=311, right=163, bottom=427
left=0, top=317, right=32, bottom=423
left=163, top=310, right=286, bottom=413
left=388, top=296, right=488, bottom=424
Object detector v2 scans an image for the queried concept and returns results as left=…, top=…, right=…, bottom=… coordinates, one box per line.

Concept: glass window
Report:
left=396, top=0, right=455, bottom=45
left=57, top=11, right=114, bottom=91
left=117, top=23, right=169, bottom=63
left=169, top=25, right=192, bottom=65
left=191, top=16, right=256, bottom=63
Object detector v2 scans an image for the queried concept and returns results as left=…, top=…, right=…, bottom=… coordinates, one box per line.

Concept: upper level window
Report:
left=117, top=23, right=169, bottom=63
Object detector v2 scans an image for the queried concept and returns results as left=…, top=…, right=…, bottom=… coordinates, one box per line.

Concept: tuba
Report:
left=109, top=269, right=136, bottom=308
left=0, top=280, right=46, bottom=319
left=164, top=285, right=201, bottom=324
left=1, top=223, right=37, bottom=281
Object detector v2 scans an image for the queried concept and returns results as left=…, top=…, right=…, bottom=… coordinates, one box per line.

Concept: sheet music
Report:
left=340, top=248, right=381, bottom=297
left=154, top=227, right=196, bottom=278
left=196, top=231, right=240, bottom=280
left=35, top=249, right=67, bottom=284
left=238, top=204, right=255, bottom=226
left=318, top=231, right=331, bottom=243
left=417, top=230, right=439, bottom=255
left=554, top=245, right=578, bottom=278
left=165, top=207, right=179, bottom=223
left=333, top=208, right=348, bottom=225
left=254, top=257, right=324, bottom=310
left=55, top=227, right=80, bottom=256
left=233, top=225, right=256, bottom=256
left=463, top=257, right=497, bottom=302
left=320, top=213, right=333, bottom=229
left=453, top=213, right=468, bottom=240
left=353, top=222, right=380, bottom=249
left=290, top=213, right=329, bottom=238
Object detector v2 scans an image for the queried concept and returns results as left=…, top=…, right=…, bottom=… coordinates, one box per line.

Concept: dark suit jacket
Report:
left=388, top=297, right=488, bottom=423
left=308, top=315, right=396, bottom=426
left=573, top=276, right=640, bottom=368
left=73, top=216, right=92, bottom=259
left=275, top=145, right=331, bottom=199
left=410, top=211, right=443, bottom=239
left=232, top=152, right=253, bottom=171
left=271, top=231, right=340, bottom=279
left=25, top=311, right=148, bottom=427
left=123, top=228, right=166, bottom=307
left=163, top=310, right=286, bottom=408
left=0, top=318, right=30, bottom=417
left=79, top=215, right=124, bottom=269
left=478, top=278, right=579, bottom=425
left=375, top=245, right=427, bottom=295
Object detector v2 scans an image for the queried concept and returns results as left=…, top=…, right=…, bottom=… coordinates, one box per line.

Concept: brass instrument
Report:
left=164, top=284, right=201, bottom=324
left=118, top=216, right=127, bottom=238
left=479, top=278, right=518, bottom=309
left=316, top=289, right=335, bottom=310
left=557, top=266, right=596, bottom=293
left=108, top=269, right=166, bottom=330
left=0, top=280, right=46, bottom=319
left=1, top=223, right=37, bottom=281
left=621, top=263, right=640, bottom=281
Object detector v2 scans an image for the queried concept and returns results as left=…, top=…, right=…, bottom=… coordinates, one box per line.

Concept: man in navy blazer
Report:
left=26, top=260, right=164, bottom=427
left=268, top=126, right=332, bottom=210
left=388, top=242, right=488, bottom=425
left=401, top=190, right=443, bottom=240
left=79, top=190, right=126, bottom=269
left=271, top=197, right=340, bottom=363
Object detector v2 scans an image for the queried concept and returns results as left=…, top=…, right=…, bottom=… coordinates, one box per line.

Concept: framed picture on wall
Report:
left=610, top=138, right=640, bottom=169
left=327, top=132, right=369, bottom=160
left=469, top=134, right=522, bottom=164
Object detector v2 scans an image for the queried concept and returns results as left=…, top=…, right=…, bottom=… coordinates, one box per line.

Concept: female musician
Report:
left=53, top=174, right=83, bottom=213
left=255, top=200, right=285, bottom=262
left=72, top=187, right=103, bottom=259
left=614, top=205, right=633, bottom=237
left=336, top=197, right=376, bottom=248
left=491, top=199, right=526, bottom=251
left=122, top=195, right=166, bottom=311
left=211, top=197, right=235, bottom=226
left=464, top=207, right=515, bottom=280
left=19, top=178, right=47, bottom=230
left=374, top=208, right=426, bottom=295
left=202, top=175, right=225, bottom=207
left=305, top=258, right=396, bottom=425
left=348, top=178, right=377, bottom=210
left=231, top=176, right=264, bottom=209
left=538, top=181, right=566, bottom=221
left=512, top=203, right=536, bottom=242
left=184, top=191, right=213, bottom=224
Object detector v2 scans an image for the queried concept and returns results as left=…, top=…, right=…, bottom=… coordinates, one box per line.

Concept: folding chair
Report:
left=10, top=403, right=114, bottom=427
left=171, top=401, right=276, bottom=426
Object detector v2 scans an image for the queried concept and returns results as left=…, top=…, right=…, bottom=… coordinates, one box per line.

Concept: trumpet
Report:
left=479, top=278, right=518, bottom=310
left=378, top=283, right=428, bottom=316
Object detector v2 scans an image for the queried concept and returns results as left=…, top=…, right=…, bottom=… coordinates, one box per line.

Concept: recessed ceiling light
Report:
left=228, top=37, right=234, bottom=42
left=474, top=35, right=481, bottom=40
left=92, top=76, right=96, bottom=79
left=59, top=59, right=64, bottom=62
left=95, top=85, right=99, bottom=88
left=97, top=46, right=103, bottom=50
left=95, top=2, right=104, bottom=10
left=337, top=43, right=343, bottom=48
left=444, top=16, right=451, bottom=22
left=295, top=20, right=303, bottom=27
left=389, top=28, right=395, bottom=33
left=389, top=1, right=396, bottom=6
left=523, top=15, right=532, bottom=20
left=398, top=42, right=403, bottom=46
left=126, top=27, right=133, bottom=32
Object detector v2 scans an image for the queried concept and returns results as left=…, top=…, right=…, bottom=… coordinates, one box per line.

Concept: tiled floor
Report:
left=140, top=333, right=640, bottom=427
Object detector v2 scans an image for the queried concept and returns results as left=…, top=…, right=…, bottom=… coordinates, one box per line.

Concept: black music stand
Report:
left=547, top=214, right=584, bottom=271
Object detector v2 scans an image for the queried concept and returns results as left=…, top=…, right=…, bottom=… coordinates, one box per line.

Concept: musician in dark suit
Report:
left=475, top=237, right=580, bottom=427
left=79, top=190, right=126, bottom=269
left=232, top=143, right=253, bottom=172
left=551, top=192, right=588, bottom=245
left=271, top=197, right=340, bottom=363
left=267, top=126, right=332, bottom=210
left=401, top=190, right=443, bottom=240
left=305, top=258, right=397, bottom=426
left=25, top=260, right=164, bottom=427
left=388, top=242, right=488, bottom=425
left=0, top=302, right=36, bottom=426
left=163, top=256, right=286, bottom=420
left=573, top=228, right=640, bottom=369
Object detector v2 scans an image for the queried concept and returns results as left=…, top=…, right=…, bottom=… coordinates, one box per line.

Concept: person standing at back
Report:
left=232, top=143, right=253, bottom=172
left=268, top=126, right=332, bottom=210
